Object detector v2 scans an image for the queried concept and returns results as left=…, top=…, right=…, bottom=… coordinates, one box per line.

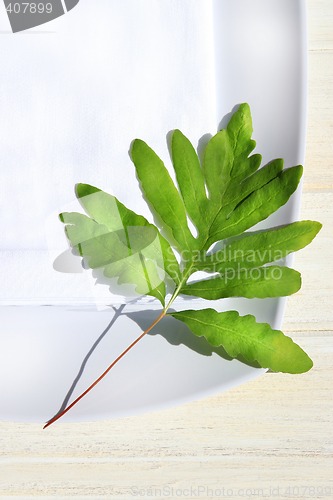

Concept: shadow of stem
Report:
left=48, top=304, right=126, bottom=422
left=47, top=304, right=260, bottom=425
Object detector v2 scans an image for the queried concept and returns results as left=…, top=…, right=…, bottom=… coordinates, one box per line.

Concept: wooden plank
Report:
left=308, top=0, right=333, bottom=50
left=284, top=192, right=332, bottom=330
left=304, top=51, right=333, bottom=191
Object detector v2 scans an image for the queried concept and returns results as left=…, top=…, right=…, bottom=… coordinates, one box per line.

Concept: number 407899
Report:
left=6, top=3, right=53, bottom=14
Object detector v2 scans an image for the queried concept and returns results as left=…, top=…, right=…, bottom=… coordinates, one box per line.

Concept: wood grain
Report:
left=0, top=1, right=332, bottom=498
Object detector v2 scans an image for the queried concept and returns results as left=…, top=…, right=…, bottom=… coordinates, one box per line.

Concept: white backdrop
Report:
left=0, top=0, right=217, bottom=303
left=0, top=0, right=305, bottom=304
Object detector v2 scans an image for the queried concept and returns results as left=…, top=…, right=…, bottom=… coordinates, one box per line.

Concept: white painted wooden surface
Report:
left=0, top=1, right=332, bottom=497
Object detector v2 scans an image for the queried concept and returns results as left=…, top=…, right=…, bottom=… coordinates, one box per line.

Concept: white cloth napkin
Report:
left=0, top=0, right=217, bottom=303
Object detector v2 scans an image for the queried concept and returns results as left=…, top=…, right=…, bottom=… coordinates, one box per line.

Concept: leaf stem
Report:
left=44, top=261, right=195, bottom=429
left=164, top=262, right=195, bottom=311
left=43, top=309, right=166, bottom=429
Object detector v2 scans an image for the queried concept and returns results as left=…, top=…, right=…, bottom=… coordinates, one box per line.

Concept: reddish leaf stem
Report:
left=43, top=310, right=166, bottom=429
